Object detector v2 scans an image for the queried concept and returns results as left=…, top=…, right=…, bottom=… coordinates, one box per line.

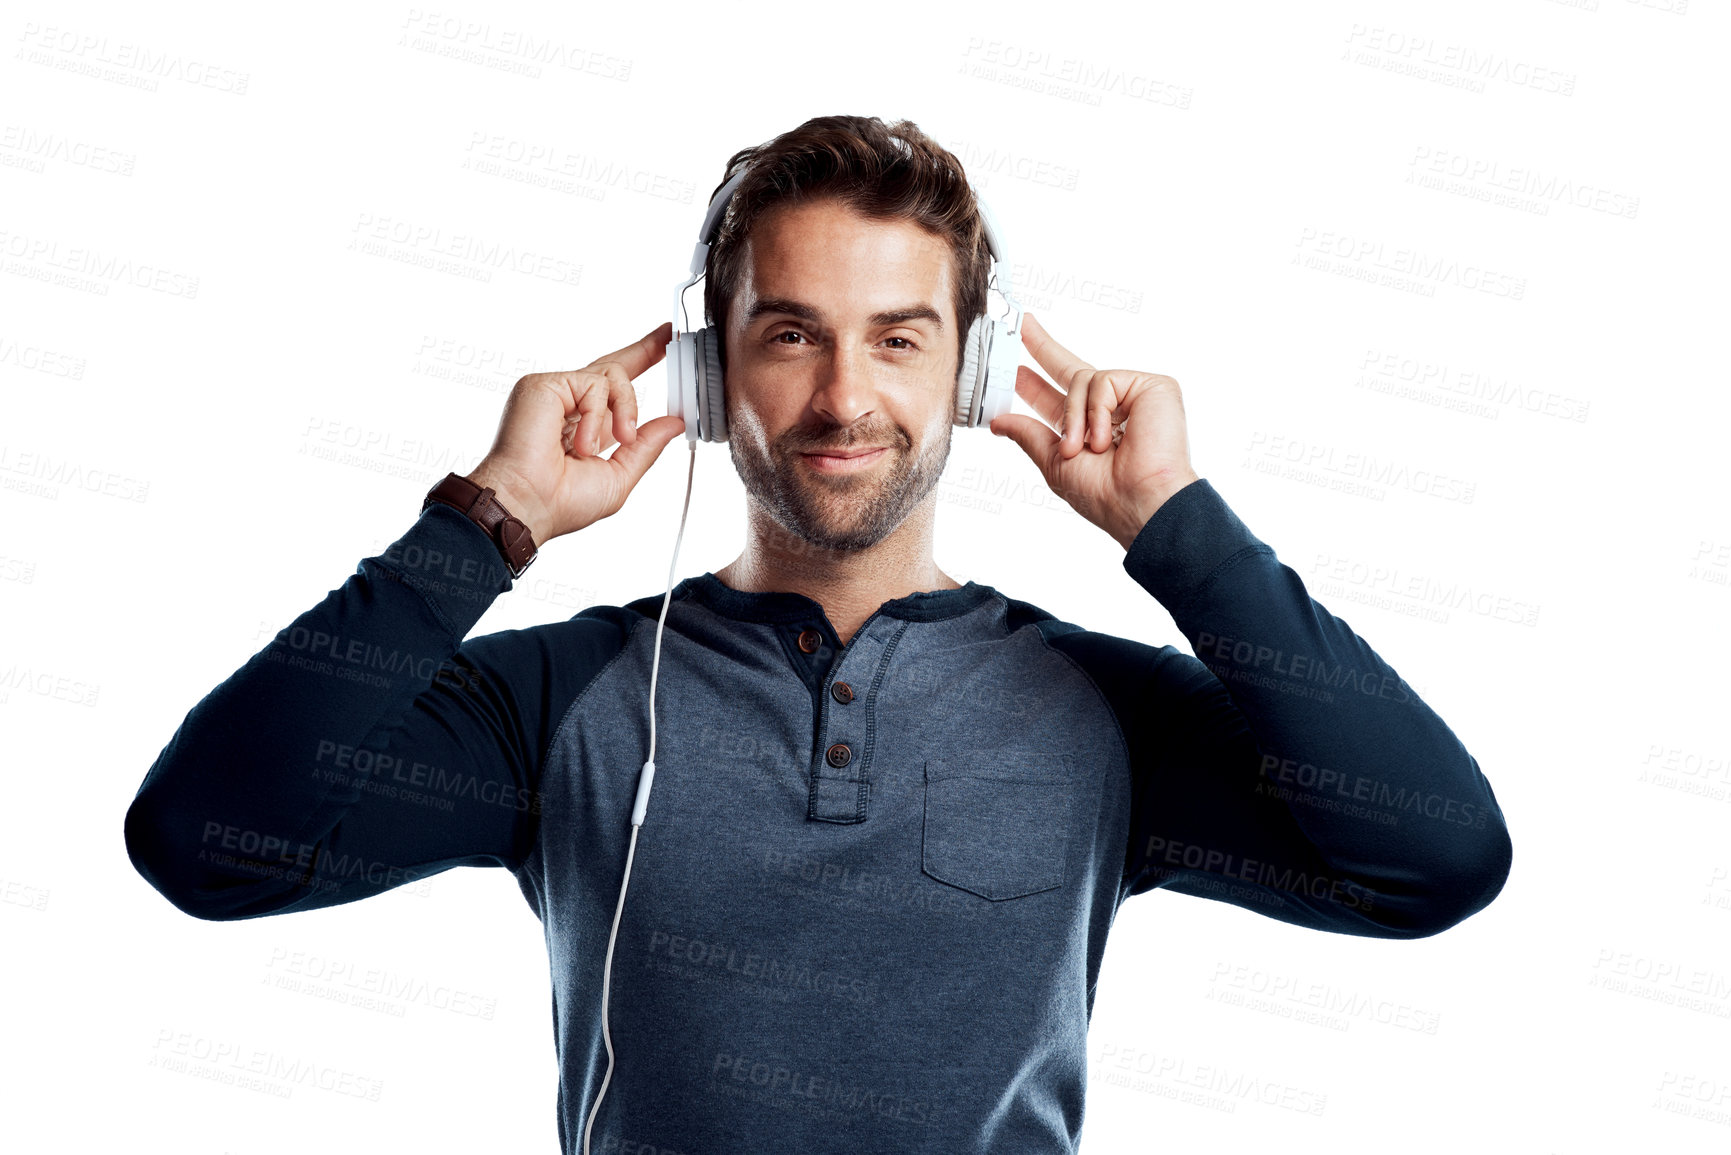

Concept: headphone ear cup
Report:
left=955, top=314, right=988, bottom=427
left=668, top=330, right=699, bottom=440
left=978, top=314, right=1018, bottom=427
left=697, top=326, right=728, bottom=443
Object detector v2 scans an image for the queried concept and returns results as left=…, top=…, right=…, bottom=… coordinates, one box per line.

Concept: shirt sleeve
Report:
left=122, top=502, right=629, bottom=921
left=1084, top=479, right=1511, bottom=938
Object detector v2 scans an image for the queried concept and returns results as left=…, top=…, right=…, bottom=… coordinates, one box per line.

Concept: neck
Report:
left=713, top=497, right=961, bottom=645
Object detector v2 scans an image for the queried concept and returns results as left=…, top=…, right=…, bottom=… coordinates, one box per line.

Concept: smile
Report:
left=798, top=446, right=888, bottom=473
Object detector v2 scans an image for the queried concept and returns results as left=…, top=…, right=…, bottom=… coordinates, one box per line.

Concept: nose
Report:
left=807, top=340, right=878, bottom=430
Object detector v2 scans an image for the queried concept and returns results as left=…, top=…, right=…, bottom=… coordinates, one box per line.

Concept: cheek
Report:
left=725, top=383, right=792, bottom=449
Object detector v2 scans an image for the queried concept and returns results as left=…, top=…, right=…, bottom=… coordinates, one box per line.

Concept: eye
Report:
left=883, top=336, right=918, bottom=350
left=770, top=330, right=808, bottom=345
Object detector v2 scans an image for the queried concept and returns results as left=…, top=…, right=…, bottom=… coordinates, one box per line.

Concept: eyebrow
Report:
left=743, top=297, right=945, bottom=331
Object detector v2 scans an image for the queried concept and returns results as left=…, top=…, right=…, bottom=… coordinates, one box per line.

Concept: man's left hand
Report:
left=989, top=312, right=1202, bottom=551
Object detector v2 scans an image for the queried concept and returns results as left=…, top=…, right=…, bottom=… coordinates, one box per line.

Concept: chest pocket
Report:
left=921, top=754, right=1078, bottom=900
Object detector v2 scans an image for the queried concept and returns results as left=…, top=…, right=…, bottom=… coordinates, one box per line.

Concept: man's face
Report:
left=723, top=197, right=960, bottom=553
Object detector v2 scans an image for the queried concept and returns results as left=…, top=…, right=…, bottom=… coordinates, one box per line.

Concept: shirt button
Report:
left=825, top=742, right=852, bottom=768
left=797, top=628, right=822, bottom=654
left=831, top=681, right=854, bottom=704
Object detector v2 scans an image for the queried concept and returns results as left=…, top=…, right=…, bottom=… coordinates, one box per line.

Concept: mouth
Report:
left=798, top=446, right=889, bottom=472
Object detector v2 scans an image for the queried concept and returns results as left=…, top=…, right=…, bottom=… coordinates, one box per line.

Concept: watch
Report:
left=422, top=472, right=539, bottom=579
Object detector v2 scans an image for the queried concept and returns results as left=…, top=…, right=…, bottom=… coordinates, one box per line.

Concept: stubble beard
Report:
left=729, top=413, right=952, bottom=553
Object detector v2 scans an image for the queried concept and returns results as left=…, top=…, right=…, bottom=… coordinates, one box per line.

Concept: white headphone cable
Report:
left=582, top=436, right=698, bottom=1155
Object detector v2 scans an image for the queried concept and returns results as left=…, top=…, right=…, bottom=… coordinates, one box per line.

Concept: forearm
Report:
left=123, top=503, right=515, bottom=919
left=1124, top=480, right=1513, bottom=934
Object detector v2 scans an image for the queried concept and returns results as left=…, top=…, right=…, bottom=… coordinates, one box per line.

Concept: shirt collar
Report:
left=674, top=571, right=999, bottom=624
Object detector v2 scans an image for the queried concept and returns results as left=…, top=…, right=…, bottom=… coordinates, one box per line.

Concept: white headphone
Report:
left=586, top=163, right=1023, bottom=1155
left=665, top=166, right=1026, bottom=441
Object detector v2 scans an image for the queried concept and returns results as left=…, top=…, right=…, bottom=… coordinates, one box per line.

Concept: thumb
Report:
left=605, top=413, right=688, bottom=485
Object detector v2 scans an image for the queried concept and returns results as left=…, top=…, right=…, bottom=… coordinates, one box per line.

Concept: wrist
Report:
left=1112, top=472, right=1202, bottom=551
left=421, top=470, right=541, bottom=579
left=464, top=464, right=552, bottom=547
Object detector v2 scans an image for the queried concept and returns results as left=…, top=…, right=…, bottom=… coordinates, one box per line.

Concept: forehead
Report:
left=738, top=197, right=954, bottom=316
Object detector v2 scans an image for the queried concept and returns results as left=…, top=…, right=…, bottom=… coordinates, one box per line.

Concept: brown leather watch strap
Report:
left=422, top=472, right=538, bottom=579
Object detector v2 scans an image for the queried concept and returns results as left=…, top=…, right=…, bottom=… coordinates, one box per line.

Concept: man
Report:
left=124, top=115, right=1513, bottom=1153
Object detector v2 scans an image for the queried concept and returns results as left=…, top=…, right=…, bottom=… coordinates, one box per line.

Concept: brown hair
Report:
left=700, top=115, right=990, bottom=384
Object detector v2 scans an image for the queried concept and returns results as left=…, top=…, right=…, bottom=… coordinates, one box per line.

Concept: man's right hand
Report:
left=464, top=321, right=686, bottom=546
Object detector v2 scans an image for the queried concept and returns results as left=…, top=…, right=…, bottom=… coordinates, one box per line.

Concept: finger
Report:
left=591, top=360, right=641, bottom=446
left=574, top=376, right=611, bottom=457
left=599, top=417, right=619, bottom=453
left=1085, top=371, right=1131, bottom=453
left=1061, top=368, right=1092, bottom=457
left=1020, top=313, right=1095, bottom=392
left=615, top=379, right=639, bottom=444
left=508, top=374, right=585, bottom=459
left=1021, top=313, right=1094, bottom=456
left=1014, top=363, right=1066, bottom=431
left=585, top=321, right=674, bottom=381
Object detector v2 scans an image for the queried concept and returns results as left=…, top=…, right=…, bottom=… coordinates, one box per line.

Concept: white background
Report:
left=3, top=1, right=1728, bottom=1151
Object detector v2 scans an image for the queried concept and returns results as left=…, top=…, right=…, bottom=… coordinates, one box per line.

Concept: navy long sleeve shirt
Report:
left=123, top=477, right=1512, bottom=1153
